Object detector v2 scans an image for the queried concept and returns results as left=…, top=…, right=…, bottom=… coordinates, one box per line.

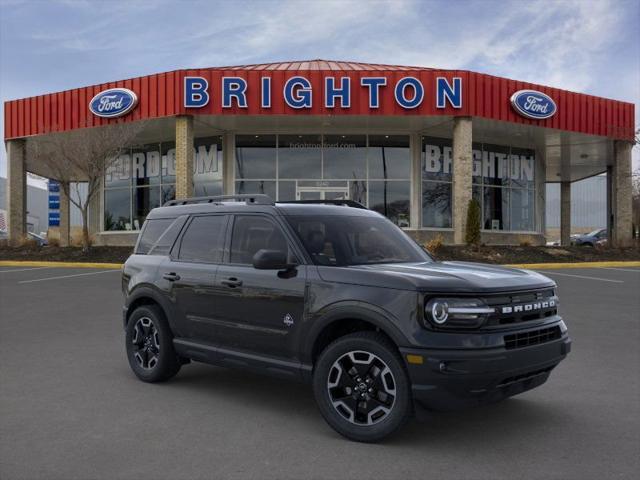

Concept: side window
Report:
left=230, top=216, right=289, bottom=264
left=136, top=218, right=174, bottom=254
left=295, top=220, right=337, bottom=265
left=178, top=215, right=227, bottom=263
left=148, top=216, right=187, bottom=255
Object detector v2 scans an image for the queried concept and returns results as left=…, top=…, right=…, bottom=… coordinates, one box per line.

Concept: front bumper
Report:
left=400, top=328, right=571, bottom=411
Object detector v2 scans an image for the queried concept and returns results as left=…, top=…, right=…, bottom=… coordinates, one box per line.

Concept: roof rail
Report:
left=163, top=194, right=275, bottom=207
left=277, top=199, right=368, bottom=209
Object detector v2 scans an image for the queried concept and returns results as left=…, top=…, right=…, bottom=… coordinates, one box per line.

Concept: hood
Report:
left=316, top=261, right=555, bottom=293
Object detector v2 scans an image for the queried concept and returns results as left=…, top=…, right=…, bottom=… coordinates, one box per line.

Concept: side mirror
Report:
left=252, top=249, right=295, bottom=270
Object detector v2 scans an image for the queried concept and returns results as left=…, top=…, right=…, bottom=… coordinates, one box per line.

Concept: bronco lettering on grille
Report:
left=501, top=299, right=555, bottom=314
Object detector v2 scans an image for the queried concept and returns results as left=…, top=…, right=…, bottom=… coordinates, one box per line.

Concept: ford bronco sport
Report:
left=122, top=194, right=571, bottom=442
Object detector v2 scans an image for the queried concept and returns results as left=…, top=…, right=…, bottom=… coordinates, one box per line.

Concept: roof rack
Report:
left=163, top=194, right=275, bottom=207
left=277, top=199, right=368, bottom=209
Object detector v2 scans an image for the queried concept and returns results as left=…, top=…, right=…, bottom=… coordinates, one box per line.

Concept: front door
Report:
left=208, top=214, right=307, bottom=360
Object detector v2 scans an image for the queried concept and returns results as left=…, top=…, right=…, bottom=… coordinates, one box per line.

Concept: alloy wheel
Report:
left=326, top=350, right=396, bottom=426
left=131, top=317, right=160, bottom=370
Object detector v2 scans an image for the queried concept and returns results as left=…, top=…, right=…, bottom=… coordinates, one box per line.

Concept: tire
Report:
left=125, top=305, right=181, bottom=383
left=313, top=331, right=411, bottom=442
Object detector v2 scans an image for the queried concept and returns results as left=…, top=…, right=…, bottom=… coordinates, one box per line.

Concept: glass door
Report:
left=295, top=184, right=350, bottom=201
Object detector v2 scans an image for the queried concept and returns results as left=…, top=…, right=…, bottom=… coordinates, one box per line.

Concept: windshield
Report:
left=286, top=215, right=431, bottom=266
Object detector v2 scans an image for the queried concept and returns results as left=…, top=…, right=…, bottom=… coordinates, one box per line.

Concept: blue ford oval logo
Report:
left=510, top=89, right=556, bottom=120
left=89, top=88, right=138, bottom=118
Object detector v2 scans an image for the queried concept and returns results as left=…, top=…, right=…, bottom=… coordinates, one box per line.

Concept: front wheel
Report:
left=125, top=305, right=181, bottom=383
left=313, top=332, right=412, bottom=442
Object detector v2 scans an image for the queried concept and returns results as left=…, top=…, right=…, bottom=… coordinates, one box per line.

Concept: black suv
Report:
left=122, top=195, right=571, bottom=442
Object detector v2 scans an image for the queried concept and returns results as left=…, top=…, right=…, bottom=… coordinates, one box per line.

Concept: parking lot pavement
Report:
left=1, top=266, right=639, bottom=480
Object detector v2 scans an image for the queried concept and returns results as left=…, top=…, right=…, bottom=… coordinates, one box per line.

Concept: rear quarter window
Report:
left=136, top=217, right=183, bottom=255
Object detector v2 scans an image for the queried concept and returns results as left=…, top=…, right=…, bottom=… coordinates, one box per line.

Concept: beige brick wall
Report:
left=6, top=139, right=27, bottom=245
left=175, top=115, right=194, bottom=199
left=612, top=141, right=633, bottom=247
left=59, top=181, right=70, bottom=247
left=452, top=117, right=473, bottom=244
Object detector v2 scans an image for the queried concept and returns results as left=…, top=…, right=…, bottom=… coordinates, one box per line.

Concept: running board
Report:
left=173, top=338, right=311, bottom=382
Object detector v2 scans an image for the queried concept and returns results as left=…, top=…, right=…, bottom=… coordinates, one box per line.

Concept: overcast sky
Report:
left=1, top=0, right=638, bottom=181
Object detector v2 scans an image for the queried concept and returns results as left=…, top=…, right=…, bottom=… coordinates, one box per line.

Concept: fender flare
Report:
left=124, top=285, right=177, bottom=332
left=301, top=301, right=410, bottom=364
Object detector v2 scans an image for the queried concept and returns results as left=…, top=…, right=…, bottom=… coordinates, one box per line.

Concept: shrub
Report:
left=425, top=234, right=444, bottom=255
left=465, top=199, right=481, bottom=246
left=17, top=237, right=39, bottom=249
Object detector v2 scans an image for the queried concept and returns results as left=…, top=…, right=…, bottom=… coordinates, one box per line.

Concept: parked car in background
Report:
left=0, top=230, right=48, bottom=245
left=571, top=229, right=607, bottom=247
left=28, top=231, right=48, bottom=246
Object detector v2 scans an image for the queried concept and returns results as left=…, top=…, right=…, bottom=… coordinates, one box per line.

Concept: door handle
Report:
left=221, top=277, right=243, bottom=288
left=162, top=272, right=181, bottom=281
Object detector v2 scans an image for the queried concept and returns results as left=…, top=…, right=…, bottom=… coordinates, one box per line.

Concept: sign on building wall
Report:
left=510, top=90, right=557, bottom=120
left=182, top=75, right=464, bottom=110
left=89, top=88, right=139, bottom=118
left=48, top=181, right=60, bottom=227
left=423, top=142, right=535, bottom=182
left=105, top=142, right=221, bottom=183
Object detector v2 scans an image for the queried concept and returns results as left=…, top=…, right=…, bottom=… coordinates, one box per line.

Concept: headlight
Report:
left=424, top=298, right=494, bottom=329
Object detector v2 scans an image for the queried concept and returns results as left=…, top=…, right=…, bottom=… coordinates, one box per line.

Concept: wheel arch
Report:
left=124, top=286, right=173, bottom=330
left=304, top=303, right=409, bottom=368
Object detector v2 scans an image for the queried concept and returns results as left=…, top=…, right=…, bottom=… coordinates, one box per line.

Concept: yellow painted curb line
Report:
left=0, top=260, right=123, bottom=269
left=505, top=261, right=640, bottom=269
left=1, top=260, right=638, bottom=270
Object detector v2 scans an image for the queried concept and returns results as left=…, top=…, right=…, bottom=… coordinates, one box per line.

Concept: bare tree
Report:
left=27, top=122, right=143, bottom=251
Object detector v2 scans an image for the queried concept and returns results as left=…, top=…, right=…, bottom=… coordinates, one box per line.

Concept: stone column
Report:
left=452, top=117, right=473, bottom=244
left=560, top=181, right=571, bottom=246
left=59, top=182, right=71, bottom=247
left=6, top=139, right=27, bottom=245
left=175, top=115, right=194, bottom=199
left=610, top=141, right=633, bottom=247
left=409, top=133, right=422, bottom=229
left=222, top=133, right=235, bottom=195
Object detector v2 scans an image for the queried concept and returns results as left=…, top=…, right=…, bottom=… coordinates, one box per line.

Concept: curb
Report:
left=0, top=260, right=123, bottom=269
left=1, top=260, right=639, bottom=270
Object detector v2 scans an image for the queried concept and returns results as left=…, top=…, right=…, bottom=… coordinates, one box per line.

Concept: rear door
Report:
left=160, top=214, right=229, bottom=342
left=209, top=214, right=307, bottom=360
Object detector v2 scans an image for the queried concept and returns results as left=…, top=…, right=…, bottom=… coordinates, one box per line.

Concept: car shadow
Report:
left=158, top=362, right=571, bottom=446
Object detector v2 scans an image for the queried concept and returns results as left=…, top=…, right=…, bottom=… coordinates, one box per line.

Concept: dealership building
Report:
left=3, top=60, right=636, bottom=246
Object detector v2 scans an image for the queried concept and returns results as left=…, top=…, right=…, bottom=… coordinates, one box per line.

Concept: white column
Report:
left=409, top=133, right=422, bottom=229
left=560, top=181, right=571, bottom=246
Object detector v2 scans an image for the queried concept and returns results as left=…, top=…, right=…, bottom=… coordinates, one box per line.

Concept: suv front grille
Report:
left=504, top=326, right=561, bottom=350
left=483, top=289, right=558, bottom=327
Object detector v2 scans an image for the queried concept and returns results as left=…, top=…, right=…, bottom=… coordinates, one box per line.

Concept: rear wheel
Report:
left=125, top=305, right=181, bottom=383
left=313, top=332, right=411, bottom=442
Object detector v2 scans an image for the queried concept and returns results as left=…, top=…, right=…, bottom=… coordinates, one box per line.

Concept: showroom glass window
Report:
left=422, top=137, right=453, bottom=228
left=422, top=137, right=536, bottom=232
left=104, top=136, right=223, bottom=231
left=235, top=134, right=410, bottom=227
left=368, top=135, right=410, bottom=227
